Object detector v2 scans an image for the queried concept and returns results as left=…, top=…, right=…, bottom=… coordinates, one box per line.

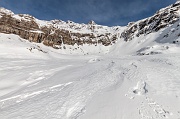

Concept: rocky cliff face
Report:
left=0, top=8, right=121, bottom=48
left=0, top=1, right=180, bottom=48
left=121, top=2, right=180, bottom=41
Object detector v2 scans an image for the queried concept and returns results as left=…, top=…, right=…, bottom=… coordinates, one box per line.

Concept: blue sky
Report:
left=0, top=0, right=176, bottom=26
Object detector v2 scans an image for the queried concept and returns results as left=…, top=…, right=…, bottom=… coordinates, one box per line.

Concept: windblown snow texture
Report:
left=0, top=1, right=180, bottom=119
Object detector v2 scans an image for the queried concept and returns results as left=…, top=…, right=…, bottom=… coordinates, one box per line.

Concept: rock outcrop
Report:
left=121, top=2, right=180, bottom=41
left=0, top=8, right=120, bottom=48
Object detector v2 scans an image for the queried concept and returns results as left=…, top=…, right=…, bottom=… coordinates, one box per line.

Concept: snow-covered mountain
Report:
left=121, top=2, right=180, bottom=41
left=0, top=1, right=180, bottom=119
left=111, top=1, right=180, bottom=55
left=0, top=7, right=122, bottom=50
left=0, top=1, right=180, bottom=55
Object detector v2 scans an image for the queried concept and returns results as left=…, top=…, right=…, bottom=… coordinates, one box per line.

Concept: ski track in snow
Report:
left=124, top=56, right=180, bottom=119
left=0, top=55, right=180, bottom=119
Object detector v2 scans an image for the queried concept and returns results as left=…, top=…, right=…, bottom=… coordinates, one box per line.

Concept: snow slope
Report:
left=0, top=2, right=180, bottom=119
left=0, top=22, right=180, bottom=119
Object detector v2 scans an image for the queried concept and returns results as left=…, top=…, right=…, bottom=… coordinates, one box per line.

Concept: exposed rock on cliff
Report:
left=0, top=8, right=121, bottom=48
left=0, top=1, right=180, bottom=48
left=121, top=2, right=180, bottom=41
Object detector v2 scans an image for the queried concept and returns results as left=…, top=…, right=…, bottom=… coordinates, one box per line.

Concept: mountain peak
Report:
left=0, top=1, right=179, bottom=50
left=0, top=8, right=121, bottom=49
left=0, top=7, right=14, bottom=15
left=121, top=1, right=180, bottom=41
left=88, top=20, right=96, bottom=25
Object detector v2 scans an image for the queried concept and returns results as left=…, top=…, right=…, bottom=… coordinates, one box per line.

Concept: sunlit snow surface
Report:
left=0, top=29, right=180, bottom=119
